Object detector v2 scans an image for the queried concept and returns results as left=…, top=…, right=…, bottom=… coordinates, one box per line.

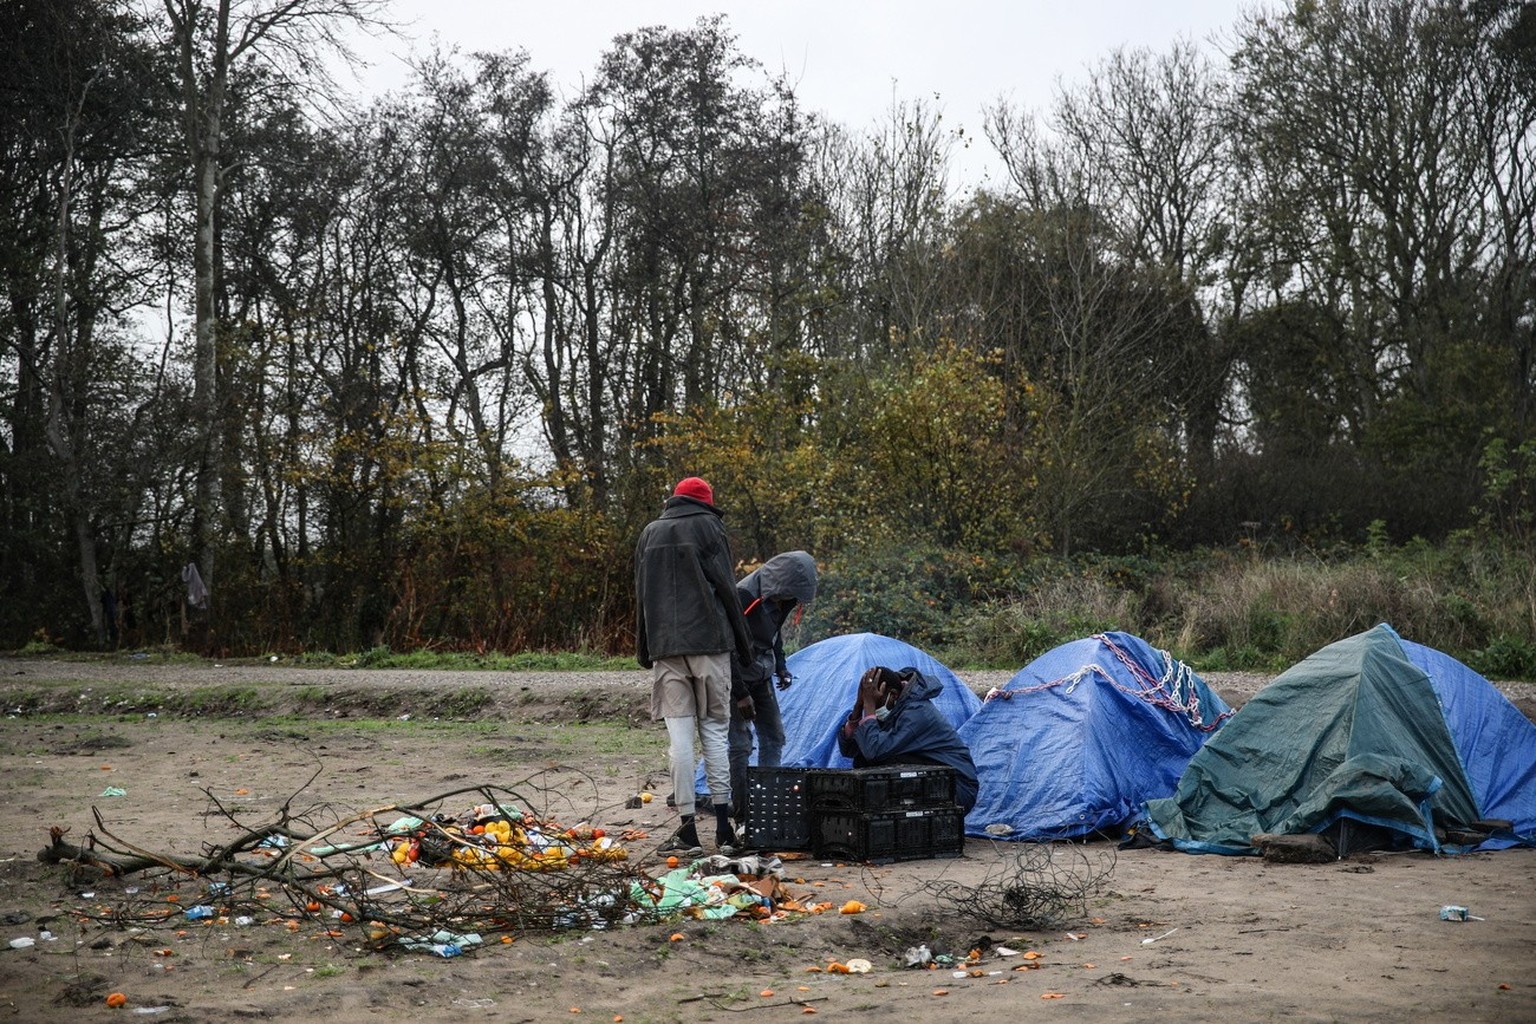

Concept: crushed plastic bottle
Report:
left=1438, top=905, right=1482, bottom=921
left=9, top=937, right=35, bottom=949
left=184, top=905, right=215, bottom=920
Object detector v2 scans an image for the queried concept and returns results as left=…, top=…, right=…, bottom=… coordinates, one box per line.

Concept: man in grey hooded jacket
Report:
left=728, top=550, right=818, bottom=826
left=635, top=476, right=753, bottom=855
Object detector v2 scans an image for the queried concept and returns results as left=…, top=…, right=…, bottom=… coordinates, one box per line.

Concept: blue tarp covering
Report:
left=1145, top=624, right=1536, bottom=854
left=1400, top=637, right=1536, bottom=850
left=958, top=632, right=1231, bottom=840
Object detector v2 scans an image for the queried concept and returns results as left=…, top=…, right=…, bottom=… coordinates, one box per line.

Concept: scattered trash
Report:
left=984, top=823, right=1013, bottom=836
left=1140, top=927, right=1178, bottom=945
left=8, top=937, right=35, bottom=949
left=132, top=1008, right=171, bottom=1016
left=184, top=905, right=215, bottom=921
left=996, top=946, right=1021, bottom=957
left=400, top=929, right=483, bottom=958
left=100, top=786, right=127, bottom=798
left=1439, top=905, right=1483, bottom=921
left=845, top=958, right=872, bottom=973
left=904, top=943, right=933, bottom=967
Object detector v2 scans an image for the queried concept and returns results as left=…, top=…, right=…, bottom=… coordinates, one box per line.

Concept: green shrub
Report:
left=799, top=544, right=1019, bottom=652
left=1470, top=635, right=1536, bottom=680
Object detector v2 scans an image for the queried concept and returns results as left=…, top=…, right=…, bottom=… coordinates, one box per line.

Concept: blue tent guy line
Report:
left=959, top=631, right=1231, bottom=841
left=1144, top=623, right=1536, bottom=855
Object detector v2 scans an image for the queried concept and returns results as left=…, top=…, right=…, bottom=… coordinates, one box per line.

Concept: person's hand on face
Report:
left=857, top=668, right=883, bottom=714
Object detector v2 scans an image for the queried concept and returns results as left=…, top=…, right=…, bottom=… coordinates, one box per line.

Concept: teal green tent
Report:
left=1145, top=624, right=1499, bottom=854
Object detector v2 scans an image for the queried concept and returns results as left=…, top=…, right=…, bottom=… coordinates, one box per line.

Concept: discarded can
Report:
left=184, top=905, right=215, bottom=920
left=1439, top=905, right=1471, bottom=921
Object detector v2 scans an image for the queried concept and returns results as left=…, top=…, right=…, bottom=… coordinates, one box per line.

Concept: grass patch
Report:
left=159, top=687, right=270, bottom=716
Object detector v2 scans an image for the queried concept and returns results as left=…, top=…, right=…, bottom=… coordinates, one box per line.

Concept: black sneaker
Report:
left=716, top=821, right=741, bottom=856
left=660, top=817, right=703, bottom=858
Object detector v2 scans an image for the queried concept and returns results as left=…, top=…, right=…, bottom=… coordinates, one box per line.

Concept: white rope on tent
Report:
left=984, top=663, right=1106, bottom=702
left=984, top=636, right=1233, bottom=732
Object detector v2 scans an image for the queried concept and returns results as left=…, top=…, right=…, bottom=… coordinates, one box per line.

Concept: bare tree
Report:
left=157, top=0, right=387, bottom=615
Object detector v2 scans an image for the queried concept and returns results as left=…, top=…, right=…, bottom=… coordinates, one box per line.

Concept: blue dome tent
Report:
left=958, top=632, right=1231, bottom=841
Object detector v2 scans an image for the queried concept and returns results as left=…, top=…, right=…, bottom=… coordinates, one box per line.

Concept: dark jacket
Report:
left=634, top=495, right=752, bottom=668
left=731, top=551, right=818, bottom=700
left=837, top=668, right=980, bottom=812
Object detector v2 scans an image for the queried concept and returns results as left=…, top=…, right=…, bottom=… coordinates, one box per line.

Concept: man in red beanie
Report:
left=635, top=476, right=753, bottom=856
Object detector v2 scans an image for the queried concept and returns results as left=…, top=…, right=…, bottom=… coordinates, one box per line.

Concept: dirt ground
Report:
left=0, top=656, right=1532, bottom=1024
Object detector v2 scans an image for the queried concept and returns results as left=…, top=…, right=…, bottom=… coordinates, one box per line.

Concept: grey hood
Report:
left=739, top=550, right=818, bottom=606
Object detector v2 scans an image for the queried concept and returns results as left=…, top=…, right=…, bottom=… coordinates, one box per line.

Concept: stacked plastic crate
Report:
left=804, top=765, right=964, bottom=862
left=742, top=766, right=816, bottom=852
left=744, top=764, right=965, bottom=862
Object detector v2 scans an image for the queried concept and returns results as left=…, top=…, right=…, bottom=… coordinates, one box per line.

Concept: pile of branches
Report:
left=36, top=767, right=658, bottom=945
left=916, top=841, right=1117, bottom=929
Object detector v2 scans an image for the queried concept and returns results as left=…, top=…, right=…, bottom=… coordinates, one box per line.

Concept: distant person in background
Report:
left=101, top=588, right=119, bottom=649
left=728, top=551, right=818, bottom=832
left=634, top=476, right=753, bottom=856
left=838, top=665, right=979, bottom=813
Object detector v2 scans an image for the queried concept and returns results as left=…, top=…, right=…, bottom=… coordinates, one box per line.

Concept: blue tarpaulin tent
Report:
left=1145, top=624, right=1536, bottom=854
left=958, top=632, right=1231, bottom=840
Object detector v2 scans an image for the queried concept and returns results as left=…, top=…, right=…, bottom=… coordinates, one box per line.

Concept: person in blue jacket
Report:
left=837, top=665, right=979, bottom=812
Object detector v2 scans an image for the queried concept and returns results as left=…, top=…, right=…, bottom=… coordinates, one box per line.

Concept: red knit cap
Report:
left=673, top=476, right=715, bottom=505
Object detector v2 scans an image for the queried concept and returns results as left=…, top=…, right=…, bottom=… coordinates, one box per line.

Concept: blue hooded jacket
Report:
left=837, top=667, right=979, bottom=812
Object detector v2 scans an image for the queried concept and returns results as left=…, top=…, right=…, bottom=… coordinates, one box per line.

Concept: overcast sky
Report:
left=343, top=1, right=1252, bottom=188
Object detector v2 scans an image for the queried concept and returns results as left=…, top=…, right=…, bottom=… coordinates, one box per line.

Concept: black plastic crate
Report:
left=806, top=765, right=956, bottom=811
left=811, top=805, right=965, bottom=863
left=744, top=766, right=813, bottom=850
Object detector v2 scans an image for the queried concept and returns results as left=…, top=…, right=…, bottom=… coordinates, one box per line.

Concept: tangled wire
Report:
left=914, top=841, right=1117, bottom=929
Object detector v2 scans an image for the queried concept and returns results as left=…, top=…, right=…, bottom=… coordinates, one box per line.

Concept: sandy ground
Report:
left=0, top=656, right=1532, bottom=1024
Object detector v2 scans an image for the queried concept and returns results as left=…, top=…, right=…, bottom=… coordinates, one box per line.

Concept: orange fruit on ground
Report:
left=666, top=856, right=679, bottom=868
left=105, top=992, right=128, bottom=1008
